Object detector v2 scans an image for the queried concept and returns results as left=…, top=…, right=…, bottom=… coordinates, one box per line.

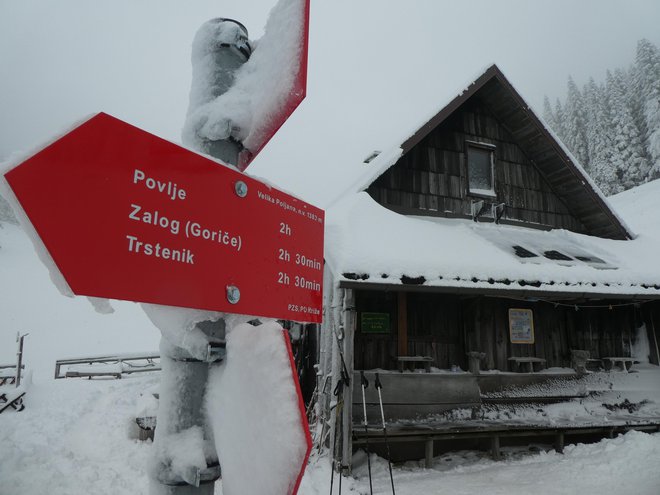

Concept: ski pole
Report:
left=375, top=373, right=396, bottom=495
left=330, top=370, right=349, bottom=495
left=329, top=378, right=342, bottom=494
left=360, top=371, right=374, bottom=495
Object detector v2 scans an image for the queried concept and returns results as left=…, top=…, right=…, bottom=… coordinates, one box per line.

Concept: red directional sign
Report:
left=4, top=113, right=324, bottom=323
left=239, top=0, right=310, bottom=170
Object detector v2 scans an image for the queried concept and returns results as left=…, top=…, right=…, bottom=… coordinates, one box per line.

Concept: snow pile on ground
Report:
left=0, top=222, right=160, bottom=381
left=0, top=375, right=158, bottom=494
left=2, top=373, right=660, bottom=495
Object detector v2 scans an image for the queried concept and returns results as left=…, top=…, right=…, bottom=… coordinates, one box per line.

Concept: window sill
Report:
left=468, top=189, right=497, bottom=199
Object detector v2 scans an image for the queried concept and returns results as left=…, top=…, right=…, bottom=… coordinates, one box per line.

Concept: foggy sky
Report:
left=1, top=0, right=659, bottom=205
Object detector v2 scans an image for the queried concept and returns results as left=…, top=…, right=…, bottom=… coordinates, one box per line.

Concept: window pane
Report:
left=468, top=147, right=493, bottom=192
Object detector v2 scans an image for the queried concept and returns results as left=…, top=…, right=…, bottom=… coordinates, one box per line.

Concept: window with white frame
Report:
left=467, top=142, right=495, bottom=197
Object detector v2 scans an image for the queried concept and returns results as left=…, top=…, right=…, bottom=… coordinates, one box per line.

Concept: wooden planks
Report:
left=366, top=95, right=589, bottom=233
left=354, top=290, right=647, bottom=372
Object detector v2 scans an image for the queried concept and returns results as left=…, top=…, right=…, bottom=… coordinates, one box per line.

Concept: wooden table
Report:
left=602, top=357, right=635, bottom=372
left=396, top=356, right=434, bottom=373
left=508, top=357, right=547, bottom=373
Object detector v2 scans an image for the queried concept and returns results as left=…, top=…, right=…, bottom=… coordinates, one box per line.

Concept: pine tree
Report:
left=632, top=39, right=660, bottom=178
left=543, top=38, right=660, bottom=195
left=553, top=98, right=567, bottom=143
left=584, top=78, right=616, bottom=194
left=605, top=69, right=649, bottom=192
left=563, top=76, right=590, bottom=171
left=543, top=96, right=557, bottom=132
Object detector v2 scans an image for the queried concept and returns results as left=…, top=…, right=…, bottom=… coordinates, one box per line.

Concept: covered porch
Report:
left=321, top=283, right=660, bottom=468
left=349, top=284, right=660, bottom=373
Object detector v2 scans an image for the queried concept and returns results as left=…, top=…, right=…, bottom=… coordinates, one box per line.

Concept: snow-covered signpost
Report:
left=2, top=0, right=315, bottom=494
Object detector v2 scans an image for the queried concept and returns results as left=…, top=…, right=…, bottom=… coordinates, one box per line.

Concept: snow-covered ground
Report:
left=2, top=181, right=660, bottom=492
left=2, top=373, right=660, bottom=494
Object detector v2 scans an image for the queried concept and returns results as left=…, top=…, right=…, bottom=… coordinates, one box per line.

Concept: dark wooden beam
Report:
left=339, top=280, right=660, bottom=301
left=398, top=291, right=408, bottom=356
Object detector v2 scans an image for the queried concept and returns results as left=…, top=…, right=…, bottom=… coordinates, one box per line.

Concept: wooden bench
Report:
left=396, top=356, right=434, bottom=373
left=55, top=353, right=160, bottom=379
left=0, top=374, right=16, bottom=386
left=0, top=364, right=24, bottom=386
left=508, top=357, right=546, bottom=373
left=602, top=357, right=635, bottom=372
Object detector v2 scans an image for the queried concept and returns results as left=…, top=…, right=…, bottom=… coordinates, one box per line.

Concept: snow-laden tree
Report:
left=584, top=78, right=617, bottom=194
left=563, top=76, right=590, bottom=171
left=544, top=38, right=660, bottom=195
left=605, top=69, right=649, bottom=193
left=632, top=39, right=660, bottom=179
left=543, top=96, right=558, bottom=132
left=553, top=98, right=567, bottom=141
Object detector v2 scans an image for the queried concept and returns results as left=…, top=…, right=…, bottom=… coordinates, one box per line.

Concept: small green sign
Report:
left=361, top=312, right=390, bottom=334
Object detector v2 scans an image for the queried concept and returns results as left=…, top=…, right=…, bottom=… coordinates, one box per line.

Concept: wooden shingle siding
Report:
left=354, top=291, right=660, bottom=372
left=367, top=96, right=586, bottom=233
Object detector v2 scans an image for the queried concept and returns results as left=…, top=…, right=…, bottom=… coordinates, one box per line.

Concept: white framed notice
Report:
left=509, top=308, right=535, bottom=344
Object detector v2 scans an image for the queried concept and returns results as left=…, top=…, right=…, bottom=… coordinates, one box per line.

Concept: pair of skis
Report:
left=360, top=371, right=396, bottom=495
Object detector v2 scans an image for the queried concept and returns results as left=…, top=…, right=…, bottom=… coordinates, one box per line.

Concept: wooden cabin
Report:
left=318, top=65, right=660, bottom=468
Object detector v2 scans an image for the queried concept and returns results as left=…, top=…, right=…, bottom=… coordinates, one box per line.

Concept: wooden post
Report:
left=341, top=289, right=356, bottom=474
left=398, top=292, right=408, bottom=357
left=425, top=439, right=434, bottom=468
left=491, top=435, right=501, bottom=460
left=555, top=431, right=565, bottom=454
left=648, top=308, right=660, bottom=366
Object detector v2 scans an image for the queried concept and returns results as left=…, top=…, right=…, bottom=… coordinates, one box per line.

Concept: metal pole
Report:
left=185, top=18, right=252, bottom=165
left=152, top=322, right=225, bottom=494
left=15, top=333, right=28, bottom=388
left=151, top=18, right=251, bottom=495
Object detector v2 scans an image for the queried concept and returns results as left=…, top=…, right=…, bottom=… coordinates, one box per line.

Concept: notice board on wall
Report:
left=361, top=312, right=391, bottom=334
left=508, top=308, right=534, bottom=344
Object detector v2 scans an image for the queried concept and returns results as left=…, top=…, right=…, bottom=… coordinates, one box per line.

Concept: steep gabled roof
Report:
left=363, top=64, right=633, bottom=241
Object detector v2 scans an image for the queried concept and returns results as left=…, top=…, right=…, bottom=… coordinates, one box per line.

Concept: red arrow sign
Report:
left=4, top=113, right=324, bottom=323
left=239, top=0, right=310, bottom=170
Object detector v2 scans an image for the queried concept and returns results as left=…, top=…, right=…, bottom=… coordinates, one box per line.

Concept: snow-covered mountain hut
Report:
left=318, top=65, right=660, bottom=468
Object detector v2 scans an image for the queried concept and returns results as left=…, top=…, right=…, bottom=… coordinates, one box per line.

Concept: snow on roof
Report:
left=325, top=192, right=660, bottom=297
left=609, top=178, right=660, bottom=238
left=326, top=64, right=495, bottom=209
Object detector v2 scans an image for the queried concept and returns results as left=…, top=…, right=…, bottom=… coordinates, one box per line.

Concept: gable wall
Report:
left=367, top=96, right=587, bottom=233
